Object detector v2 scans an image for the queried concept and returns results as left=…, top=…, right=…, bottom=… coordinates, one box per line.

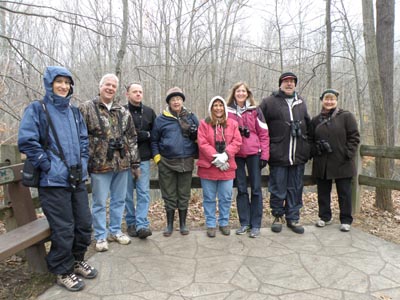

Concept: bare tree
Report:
left=376, top=0, right=395, bottom=170
left=325, top=0, right=332, bottom=87
left=361, top=0, right=392, bottom=211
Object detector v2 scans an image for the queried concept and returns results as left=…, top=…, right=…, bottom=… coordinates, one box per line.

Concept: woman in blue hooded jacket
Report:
left=18, top=66, right=97, bottom=292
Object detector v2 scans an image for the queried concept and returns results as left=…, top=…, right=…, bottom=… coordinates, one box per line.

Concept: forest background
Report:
left=1, top=0, right=399, bottom=144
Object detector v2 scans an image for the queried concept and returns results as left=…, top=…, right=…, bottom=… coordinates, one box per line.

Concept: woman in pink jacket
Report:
left=197, top=96, right=242, bottom=238
left=227, top=82, right=270, bottom=238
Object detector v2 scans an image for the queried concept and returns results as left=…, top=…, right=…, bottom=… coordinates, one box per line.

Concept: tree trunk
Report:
left=361, top=0, right=392, bottom=211
left=325, top=0, right=332, bottom=87
left=115, top=0, right=129, bottom=103
left=376, top=0, right=395, bottom=178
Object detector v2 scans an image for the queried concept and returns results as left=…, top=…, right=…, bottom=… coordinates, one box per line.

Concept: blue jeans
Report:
left=235, top=155, right=263, bottom=228
left=268, top=164, right=304, bottom=221
left=201, top=178, right=233, bottom=228
left=91, top=170, right=129, bottom=240
left=125, top=160, right=151, bottom=230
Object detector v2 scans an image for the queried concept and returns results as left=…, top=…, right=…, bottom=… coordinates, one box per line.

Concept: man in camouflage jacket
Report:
left=79, top=73, right=140, bottom=252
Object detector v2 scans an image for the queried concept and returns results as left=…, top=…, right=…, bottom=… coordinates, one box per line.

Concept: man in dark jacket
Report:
left=259, top=72, right=310, bottom=234
left=124, top=83, right=156, bottom=239
left=18, top=66, right=97, bottom=291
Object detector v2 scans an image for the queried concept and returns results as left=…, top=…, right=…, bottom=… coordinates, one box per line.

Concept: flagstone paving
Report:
left=38, top=225, right=400, bottom=300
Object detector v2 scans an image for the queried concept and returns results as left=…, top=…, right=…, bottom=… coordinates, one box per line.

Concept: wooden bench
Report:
left=0, top=163, right=50, bottom=273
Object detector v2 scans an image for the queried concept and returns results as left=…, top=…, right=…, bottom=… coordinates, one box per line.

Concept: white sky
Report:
left=245, top=0, right=400, bottom=43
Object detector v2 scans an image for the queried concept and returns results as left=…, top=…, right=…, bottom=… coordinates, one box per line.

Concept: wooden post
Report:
left=352, top=144, right=362, bottom=213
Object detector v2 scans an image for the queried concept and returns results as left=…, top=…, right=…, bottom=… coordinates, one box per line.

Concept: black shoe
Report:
left=287, top=220, right=304, bottom=234
left=271, top=216, right=283, bottom=233
left=127, top=224, right=138, bottom=237
left=137, top=228, right=152, bottom=239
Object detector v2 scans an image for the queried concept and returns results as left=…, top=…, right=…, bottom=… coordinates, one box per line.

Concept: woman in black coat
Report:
left=310, top=89, right=360, bottom=232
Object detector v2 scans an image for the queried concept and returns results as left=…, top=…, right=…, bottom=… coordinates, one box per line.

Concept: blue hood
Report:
left=43, top=66, right=74, bottom=103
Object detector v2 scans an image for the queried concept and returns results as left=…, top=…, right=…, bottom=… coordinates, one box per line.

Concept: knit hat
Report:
left=208, top=96, right=228, bottom=120
left=279, top=72, right=297, bottom=87
left=165, top=86, right=185, bottom=103
left=320, top=88, right=339, bottom=100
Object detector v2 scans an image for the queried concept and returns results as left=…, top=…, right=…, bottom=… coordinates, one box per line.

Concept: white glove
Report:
left=219, top=162, right=230, bottom=171
left=212, top=152, right=228, bottom=166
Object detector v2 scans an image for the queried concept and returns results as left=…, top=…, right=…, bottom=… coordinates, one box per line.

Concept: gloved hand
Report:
left=219, top=162, right=230, bottom=171
left=132, top=167, right=141, bottom=180
left=137, top=131, right=151, bottom=142
left=260, top=159, right=268, bottom=169
left=212, top=152, right=228, bottom=167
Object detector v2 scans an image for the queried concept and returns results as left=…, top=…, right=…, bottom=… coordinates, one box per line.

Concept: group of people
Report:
left=17, top=66, right=360, bottom=292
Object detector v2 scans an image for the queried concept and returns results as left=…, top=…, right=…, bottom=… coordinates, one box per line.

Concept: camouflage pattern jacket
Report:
left=79, top=97, right=140, bottom=173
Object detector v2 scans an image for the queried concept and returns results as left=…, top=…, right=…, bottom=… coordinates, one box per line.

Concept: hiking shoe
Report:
left=316, top=219, right=332, bottom=228
left=340, top=224, right=351, bottom=232
left=57, top=273, right=85, bottom=292
left=137, top=228, right=152, bottom=239
left=107, top=233, right=131, bottom=245
left=249, top=228, right=260, bottom=238
left=127, top=224, right=138, bottom=237
left=287, top=220, right=305, bottom=234
left=207, top=227, right=216, bottom=238
left=236, top=225, right=251, bottom=235
left=219, top=225, right=231, bottom=236
left=271, top=216, right=283, bottom=233
left=95, top=239, right=108, bottom=252
left=74, top=260, right=98, bottom=279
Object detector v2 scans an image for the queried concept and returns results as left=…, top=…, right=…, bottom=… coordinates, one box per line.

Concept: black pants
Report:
left=317, top=177, right=353, bottom=225
left=39, top=182, right=92, bottom=275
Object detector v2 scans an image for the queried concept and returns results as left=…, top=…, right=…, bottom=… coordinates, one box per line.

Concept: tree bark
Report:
left=361, top=0, right=392, bottom=211
left=376, top=0, right=395, bottom=178
left=325, top=0, right=332, bottom=87
left=115, top=0, right=129, bottom=102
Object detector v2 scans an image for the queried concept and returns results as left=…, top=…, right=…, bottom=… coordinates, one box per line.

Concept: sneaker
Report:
left=219, top=225, right=231, bottom=236
left=340, top=224, right=351, bottom=232
left=207, top=227, right=216, bottom=238
left=74, top=260, right=98, bottom=279
left=287, top=220, right=305, bottom=234
left=249, top=228, right=260, bottom=238
left=107, top=233, right=131, bottom=245
left=316, top=219, right=333, bottom=228
left=271, top=216, right=283, bottom=233
left=137, top=228, right=152, bottom=239
left=127, top=224, right=138, bottom=237
left=57, top=273, right=85, bottom=292
left=236, top=225, right=251, bottom=235
left=95, top=239, right=108, bottom=252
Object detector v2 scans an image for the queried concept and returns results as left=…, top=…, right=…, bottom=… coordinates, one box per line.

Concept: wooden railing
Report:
left=352, top=145, right=400, bottom=212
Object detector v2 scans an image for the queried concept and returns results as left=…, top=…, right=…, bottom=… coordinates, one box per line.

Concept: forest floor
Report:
left=0, top=188, right=399, bottom=299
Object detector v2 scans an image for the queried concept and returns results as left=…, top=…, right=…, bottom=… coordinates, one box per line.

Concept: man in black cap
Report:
left=259, top=72, right=311, bottom=234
